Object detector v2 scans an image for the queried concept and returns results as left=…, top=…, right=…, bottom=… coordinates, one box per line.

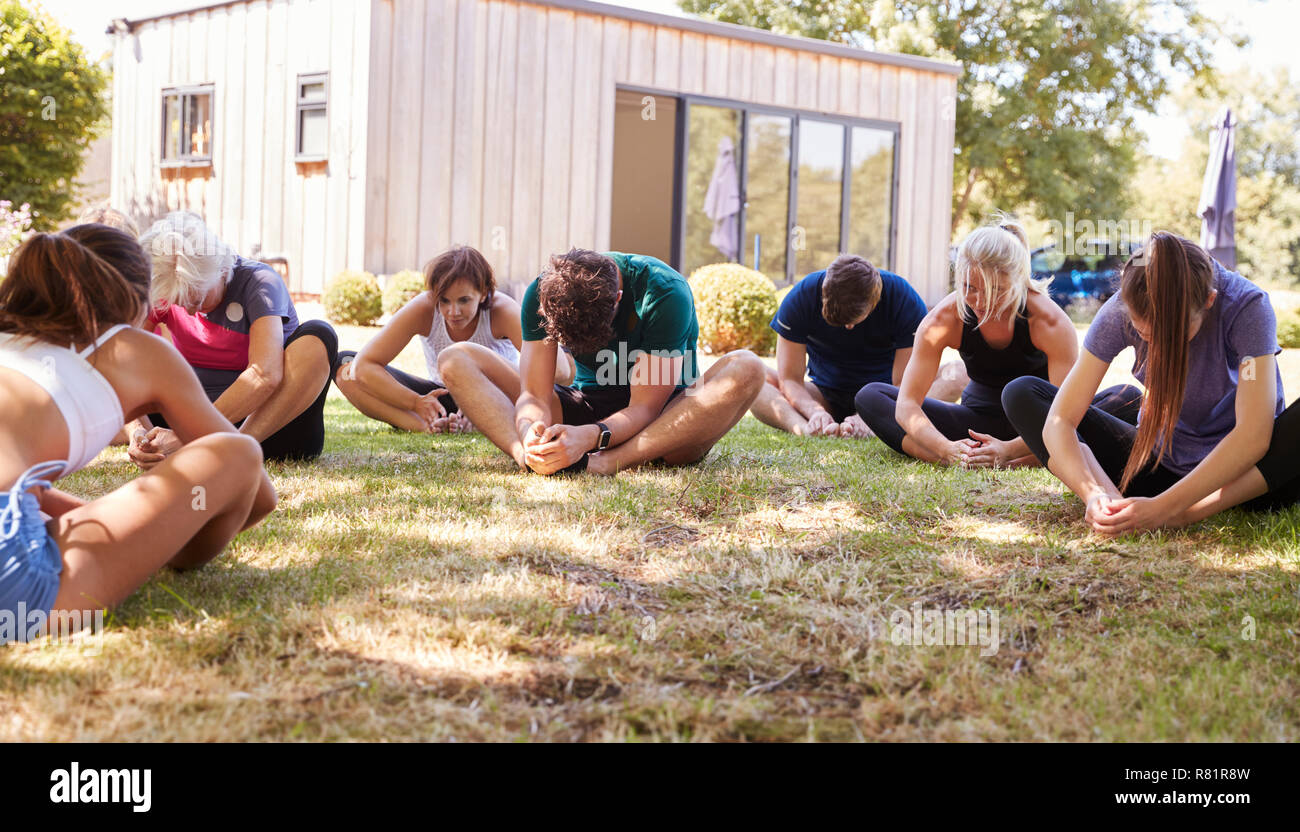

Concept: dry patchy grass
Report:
left=2, top=327, right=1298, bottom=741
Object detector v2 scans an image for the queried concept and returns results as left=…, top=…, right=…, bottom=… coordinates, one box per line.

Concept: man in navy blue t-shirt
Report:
left=751, top=254, right=963, bottom=438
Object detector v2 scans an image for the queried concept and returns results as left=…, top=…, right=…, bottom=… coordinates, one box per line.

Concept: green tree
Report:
left=0, top=0, right=109, bottom=230
left=1134, top=67, right=1300, bottom=287
left=678, top=0, right=1232, bottom=236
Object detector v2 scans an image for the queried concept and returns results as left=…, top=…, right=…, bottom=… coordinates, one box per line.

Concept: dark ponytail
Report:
left=1118, top=232, right=1214, bottom=490
left=0, top=223, right=150, bottom=349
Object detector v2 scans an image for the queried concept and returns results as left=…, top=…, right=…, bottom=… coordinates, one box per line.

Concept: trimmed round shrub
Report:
left=382, top=269, right=427, bottom=316
left=324, top=270, right=382, bottom=326
left=688, top=263, right=778, bottom=356
left=775, top=284, right=793, bottom=306
left=1278, top=309, right=1300, bottom=349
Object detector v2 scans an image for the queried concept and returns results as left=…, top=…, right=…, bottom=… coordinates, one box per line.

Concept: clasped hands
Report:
left=944, top=430, right=1014, bottom=469
left=128, top=426, right=182, bottom=470
left=1084, top=492, right=1177, bottom=536
left=521, top=421, right=598, bottom=475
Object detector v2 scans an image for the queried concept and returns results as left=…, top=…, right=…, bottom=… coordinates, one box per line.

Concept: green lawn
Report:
left=2, top=324, right=1298, bottom=741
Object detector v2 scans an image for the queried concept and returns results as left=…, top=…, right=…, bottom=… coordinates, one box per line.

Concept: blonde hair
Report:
left=954, top=215, right=1050, bottom=327
left=77, top=202, right=140, bottom=237
left=138, top=211, right=236, bottom=309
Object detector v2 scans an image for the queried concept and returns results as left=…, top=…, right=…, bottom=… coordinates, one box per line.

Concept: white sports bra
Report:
left=0, top=324, right=129, bottom=477
left=420, top=306, right=520, bottom=385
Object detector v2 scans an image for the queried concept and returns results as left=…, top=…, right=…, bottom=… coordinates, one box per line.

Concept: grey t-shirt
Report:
left=151, top=256, right=299, bottom=399
left=1083, top=262, right=1284, bottom=475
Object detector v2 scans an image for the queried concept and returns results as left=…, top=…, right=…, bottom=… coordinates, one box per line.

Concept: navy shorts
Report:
left=814, top=384, right=859, bottom=423
left=554, top=383, right=686, bottom=426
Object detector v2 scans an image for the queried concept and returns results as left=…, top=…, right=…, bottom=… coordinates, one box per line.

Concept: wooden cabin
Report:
left=109, top=0, right=960, bottom=301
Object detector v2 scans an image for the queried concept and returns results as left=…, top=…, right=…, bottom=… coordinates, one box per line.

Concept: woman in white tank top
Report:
left=335, top=246, right=573, bottom=433
left=0, top=224, right=276, bottom=645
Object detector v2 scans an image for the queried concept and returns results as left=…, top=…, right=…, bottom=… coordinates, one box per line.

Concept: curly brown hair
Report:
left=536, top=249, right=620, bottom=354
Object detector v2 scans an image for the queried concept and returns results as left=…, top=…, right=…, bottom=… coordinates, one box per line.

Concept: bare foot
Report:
left=449, top=411, right=477, bottom=434
left=837, top=413, right=874, bottom=439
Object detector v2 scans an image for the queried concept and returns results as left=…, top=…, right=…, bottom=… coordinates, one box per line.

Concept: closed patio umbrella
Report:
left=704, top=136, right=740, bottom=261
left=1197, top=107, right=1237, bottom=269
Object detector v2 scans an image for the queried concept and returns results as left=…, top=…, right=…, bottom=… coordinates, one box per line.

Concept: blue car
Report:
left=1031, top=245, right=1126, bottom=309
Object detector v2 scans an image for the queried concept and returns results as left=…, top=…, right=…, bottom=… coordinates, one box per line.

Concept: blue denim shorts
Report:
left=1, top=461, right=66, bottom=645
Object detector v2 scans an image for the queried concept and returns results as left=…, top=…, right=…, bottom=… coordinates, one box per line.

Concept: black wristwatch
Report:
left=594, top=421, right=612, bottom=452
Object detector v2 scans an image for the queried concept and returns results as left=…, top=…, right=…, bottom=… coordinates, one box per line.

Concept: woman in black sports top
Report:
left=855, top=217, right=1140, bottom=468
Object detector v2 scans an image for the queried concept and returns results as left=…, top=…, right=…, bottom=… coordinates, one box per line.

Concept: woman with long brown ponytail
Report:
left=0, top=224, right=276, bottom=644
left=1004, top=232, right=1298, bottom=534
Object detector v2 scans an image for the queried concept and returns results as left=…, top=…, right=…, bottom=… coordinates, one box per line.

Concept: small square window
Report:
left=161, top=85, right=214, bottom=166
left=296, top=73, right=328, bottom=161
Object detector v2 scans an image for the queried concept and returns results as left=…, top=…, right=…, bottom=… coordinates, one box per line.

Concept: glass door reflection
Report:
left=683, top=103, right=743, bottom=276
left=794, top=119, right=844, bottom=278
left=743, top=113, right=792, bottom=285
left=848, top=125, right=894, bottom=267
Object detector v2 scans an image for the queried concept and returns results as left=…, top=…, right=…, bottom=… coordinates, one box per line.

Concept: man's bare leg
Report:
left=928, top=360, right=968, bottom=403
left=749, top=366, right=833, bottom=436
left=588, top=350, right=766, bottom=474
left=241, top=335, right=331, bottom=441
left=438, top=342, right=561, bottom=468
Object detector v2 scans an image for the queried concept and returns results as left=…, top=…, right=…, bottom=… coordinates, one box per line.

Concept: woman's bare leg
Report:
left=50, top=432, right=268, bottom=613
left=241, top=334, right=332, bottom=441
left=334, top=364, right=430, bottom=433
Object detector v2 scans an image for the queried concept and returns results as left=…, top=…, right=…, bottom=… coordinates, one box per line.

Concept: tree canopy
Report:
left=678, top=0, right=1233, bottom=236
left=1135, top=67, right=1300, bottom=286
left=0, top=0, right=109, bottom=230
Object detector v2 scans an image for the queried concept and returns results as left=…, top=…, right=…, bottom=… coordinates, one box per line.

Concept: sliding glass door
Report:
left=847, top=125, right=895, bottom=268
left=617, top=88, right=899, bottom=285
left=682, top=104, right=743, bottom=276
left=743, top=114, right=792, bottom=284
left=794, top=119, right=846, bottom=278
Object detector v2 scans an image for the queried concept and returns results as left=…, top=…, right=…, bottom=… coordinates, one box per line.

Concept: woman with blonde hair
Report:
left=126, top=212, right=338, bottom=464
left=855, top=216, right=1139, bottom=467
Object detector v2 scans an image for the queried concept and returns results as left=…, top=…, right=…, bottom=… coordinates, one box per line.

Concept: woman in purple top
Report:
left=1003, top=232, right=1299, bottom=535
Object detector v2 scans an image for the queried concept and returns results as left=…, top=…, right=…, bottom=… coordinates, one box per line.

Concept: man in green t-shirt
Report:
left=441, top=249, right=765, bottom=474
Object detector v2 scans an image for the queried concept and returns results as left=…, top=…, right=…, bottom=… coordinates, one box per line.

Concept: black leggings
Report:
left=334, top=351, right=457, bottom=414
left=1002, top=375, right=1300, bottom=510
left=855, top=379, right=1143, bottom=458
left=153, top=320, right=339, bottom=462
